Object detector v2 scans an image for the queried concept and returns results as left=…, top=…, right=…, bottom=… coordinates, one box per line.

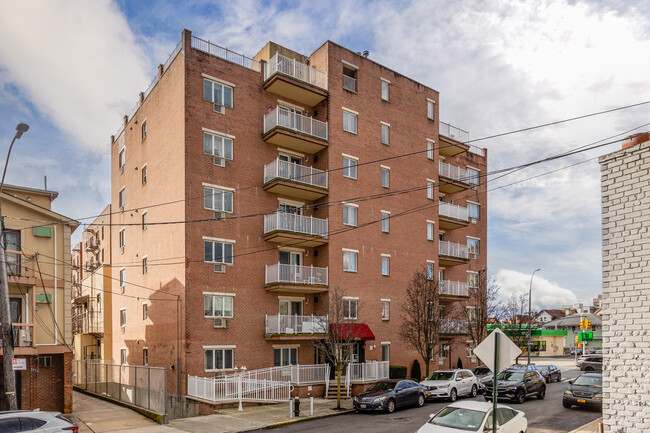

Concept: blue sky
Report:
left=2, top=0, right=650, bottom=310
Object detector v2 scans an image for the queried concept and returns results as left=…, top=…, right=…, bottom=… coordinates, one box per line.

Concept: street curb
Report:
left=568, top=417, right=603, bottom=433
left=256, top=408, right=355, bottom=430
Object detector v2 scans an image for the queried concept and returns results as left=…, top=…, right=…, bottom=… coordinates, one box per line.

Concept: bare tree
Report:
left=464, top=270, right=505, bottom=354
left=399, top=269, right=439, bottom=377
left=503, top=292, right=530, bottom=362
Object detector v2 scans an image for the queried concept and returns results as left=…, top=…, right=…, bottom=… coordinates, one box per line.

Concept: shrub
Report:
left=389, top=365, right=407, bottom=379
left=411, top=359, right=422, bottom=381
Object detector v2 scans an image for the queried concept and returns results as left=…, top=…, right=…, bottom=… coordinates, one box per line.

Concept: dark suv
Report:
left=484, top=369, right=546, bottom=404
left=578, top=354, right=603, bottom=372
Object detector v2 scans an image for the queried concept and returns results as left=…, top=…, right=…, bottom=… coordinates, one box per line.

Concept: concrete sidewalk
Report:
left=569, top=418, right=603, bottom=433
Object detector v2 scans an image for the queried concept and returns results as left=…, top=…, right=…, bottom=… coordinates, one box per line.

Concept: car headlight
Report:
left=373, top=396, right=387, bottom=403
left=564, top=390, right=573, bottom=396
left=354, top=396, right=359, bottom=402
left=593, top=393, right=602, bottom=400
left=506, top=386, right=517, bottom=391
left=439, top=384, right=449, bottom=388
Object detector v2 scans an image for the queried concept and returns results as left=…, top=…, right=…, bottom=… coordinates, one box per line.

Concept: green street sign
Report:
left=579, top=332, right=593, bottom=342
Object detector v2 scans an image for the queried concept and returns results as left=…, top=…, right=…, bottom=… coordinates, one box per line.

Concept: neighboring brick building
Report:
left=0, top=184, right=78, bottom=412
left=600, top=133, right=650, bottom=431
left=109, top=29, right=487, bottom=399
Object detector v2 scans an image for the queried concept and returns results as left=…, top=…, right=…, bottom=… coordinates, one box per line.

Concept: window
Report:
left=381, top=80, right=389, bottom=101
left=118, top=148, right=125, bottom=174
left=274, top=347, right=298, bottom=366
left=427, top=180, right=434, bottom=200
left=121, top=348, right=127, bottom=365
left=204, top=187, right=234, bottom=213
left=119, top=229, right=125, bottom=251
left=4, top=229, right=20, bottom=275
left=343, top=250, right=358, bottom=272
left=203, top=131, right=234, bottom=160
left=381, top=255, right=390, bottom=276
left=426, top=262, right=435, bottom=280
left=466, top=306, right=477, bottom=322
left=427, top=140, right=435, bottom=160
left=343, top=110, right=358, bottom=134
left=381, top=166, right=390, bottom=188
left=204, top=347, right=234, bottom=371
left=142, top=212, right=148, bottom=230
left=343, top=155, right=358, bottom=179
left=142, top=304, right=148, bottom=320
left=468, top=202, right=480, bottom=220
left=203, top=294, right=234, bottom=318
left=427, top=99, right=435, bottom=120
left=468, top=168, right=480, bottom=186
left=343, top=298, right=358, bottom=320
left=343, top=64, right=357, bottom=92
left=204, top=240, right=234, bottom=264
left=381, top=211, right=390, bottom=233
left=143, top=348, right=149, bottom=366
left=427, top=221, right=435, bottom=241
left=467, top=238, right=480, bottom=258
left=120, top=309, right=126, bottom=327
left=381, top=300, right=390, bottom=321
left=203, top=79, right=233, bottom=108
left=342, top=204, right=358, bottom=226
left=141, top=164, right=147, bottom=185
left=467, top=271, right=479, bottom=289
left=142, top=257, right=148, bottom=275
left=119, top=187, right=125, bottom=211
left=38, top=356, right=52, bottom=368
left=439, top=343, right=449, bottom=358
left=382, top=343, right=390, bottom=362
left=119, top=268, right=126, bottom=292
left=141, top=120, right=147, bottom=140
left=381, top=123, right=390, bottom=145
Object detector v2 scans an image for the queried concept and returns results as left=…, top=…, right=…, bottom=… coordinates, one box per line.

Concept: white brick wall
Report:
left=599, top=141, right=650, bottom=432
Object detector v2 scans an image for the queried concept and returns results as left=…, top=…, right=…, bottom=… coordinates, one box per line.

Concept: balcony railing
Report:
left=264, top=159, right=328, bottom=189
left=343, top=75, right=356, bottom=92
left=440, top=319, right=469, bottom=334
left=439, top=240, right=468, bottom=260
left=72, top=312, right=103, bottom=335
left=0, top=323, right=34, bottom=347
left=265, top=264, right=328, bottom=286
left=439, top=161, right=468, bottom=183
left=6, top=251, right=21, bottom=276
left=264, top=212, right=328, bottom=238
left=468, top=145, right=485, bottom=157
left=191, top=36, right=261, bottom=72
left=439, top=202, right=468, bottom=221
left=264, top=106, right=328, bottom=141
left=264, top=53, right=328, bottom=91
left=440, top=280, right=469, bottom=297
left=439, top=121, right=469, bottom=143
left=265, top=314, right=328, bottom=335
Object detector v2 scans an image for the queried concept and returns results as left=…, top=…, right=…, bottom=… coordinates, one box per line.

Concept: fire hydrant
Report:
left=294, top=396, right=300, bottom=417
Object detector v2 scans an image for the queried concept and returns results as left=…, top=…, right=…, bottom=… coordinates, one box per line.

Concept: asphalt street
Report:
left=261, top=366, right=601, bottom=433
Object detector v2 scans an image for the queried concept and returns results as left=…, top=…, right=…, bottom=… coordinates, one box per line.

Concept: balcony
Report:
left=263, top=106, right=328, bottom=154
left=263, top=159, right=328, bottom=200
left=439, top=240, right=469, bottom=267
left=439, top=121, right=470, bottom=157
left=438, top=202, right=469, bottom=230
left=439, top=280, right=469, bottom=298
left=440, top=319, right=469, bottom=334
left=0, top=323, right=35, bottom=355
left=265, top=314, right=328, bottom=340
left=72, top=311, right=104, bottom=336
left=263, top=53, right=328, bottom=106
left=263, top=212, right=328, bottom=247
left=439, top=161, right=469, bottom=194
left=84, top=237, right=99, bottom=252
left=265, top=264, right=328, bottom=293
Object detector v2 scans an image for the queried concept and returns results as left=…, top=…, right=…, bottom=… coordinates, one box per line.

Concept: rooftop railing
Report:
left=439, top=121, right=469, bottom=143
left=264, top=53, right=327, bottom=91
left=264, top=106, right=328, bottom=140
left=191, top=36, right=260, bottom=72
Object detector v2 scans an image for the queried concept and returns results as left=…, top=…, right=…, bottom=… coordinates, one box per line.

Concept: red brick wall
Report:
left=15, top=353, right=71, bottom=413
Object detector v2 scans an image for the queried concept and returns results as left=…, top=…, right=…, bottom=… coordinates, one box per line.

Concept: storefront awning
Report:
left=328, top=324, right=375, bottom=341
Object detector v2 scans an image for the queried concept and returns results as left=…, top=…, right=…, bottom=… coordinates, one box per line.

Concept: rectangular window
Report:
left=204, top=348, right=234, bottom=371
left=468, top=202, right=480, bottom=220
left=204, top=241, right=234, bottom=264
left=381, top=256, right=390, bottom=276
left=468, top=168, right=480, bottom=186
left=141, top=165, right=147, bottom=185
left=343, top=204, right=357, bottom=226
left=343, top=156, right=358, bottom=179
left=343, top=299, right=358, bottom=320
left=381, top=80, right=389, bottom=101
left=141, top=120, right=147, bottom=140
left=467, top=238, right=480, bottom=258
left=203, top=132, right=234, bottom=160
left=382, top=343, right=390, bottom=362
left=204, top=187, right=234, bottom=213
left=426, top=262, right=435, bottom=280
left=119, top=229, right=125, bottom=249
left=203, top=79, right=234, bottom=108
left=119, top=188, right=125, bottom=211
left=121, top=348, right=127, bottom=365
left=381, top=300, right=390, bottom=321
left=381, top=211, right=390, bottom=233
left=343, top=110, right=358, bottom=134
left=203, top=295, right=234, bottom=318
left=427, top=221, right=435, bottom=241
left=427, top=181, right=434, bottom=200
left=274, top=347, right=298, bottom=366
left=343, top=65, right=357, bottom=92
left=120, top=309, right=126, bottom=327
left=381, top=167, right=390, bottom=188
left=142, top=212, right=148, bottom=230
left=427, top=99, right=435, bottom=120
left=142, top=304, right=148, bottom=320
left=142, top=257, right=148, bottom=275
left=343, top=250, right=358, bottom=272
left=427, top=140, right=435, bottom=160
left=118, top=148, right=125, bottom=174
left=120, top=268, right=126, bottom=292
left=381, top=123, right=390, bottom=145
left=143, top=348, right=148, bottom=366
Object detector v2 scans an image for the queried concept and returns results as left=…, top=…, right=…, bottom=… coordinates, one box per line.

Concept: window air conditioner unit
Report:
left=213, top=103, right=225, bottom=114
left=213, top=318, right=227, bottom=328
left=471, top=218, right=477, bottom=224
left=214, top=211, right=226, bottom=221
left=213, top=156, right=225, bottom=167
left=214, top=264, right=226, bottom=273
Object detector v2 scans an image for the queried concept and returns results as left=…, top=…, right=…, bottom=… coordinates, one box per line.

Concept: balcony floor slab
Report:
left=263, top=179, right=328, bottom=201
left=263, top=231, right=328, bottom=247
left=263, top=127, right=328, bottom=154
left=263, top=74, right=328, bottom=107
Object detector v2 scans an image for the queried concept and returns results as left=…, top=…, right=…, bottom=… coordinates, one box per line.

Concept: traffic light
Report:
left=586, top=319, right=591, bottom=328
left=579, top=318, right=586, bottom=329
left=575, top=335, right=579, bottom=344
left=578, top=343, right=583, bottom=348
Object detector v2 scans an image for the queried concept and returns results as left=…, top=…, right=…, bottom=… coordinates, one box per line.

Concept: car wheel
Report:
left=386, top=399, right=396, bottom=414
left=515, top=389, right=526, bottom=404
left=563, top=400, right=572, bottom=409
left=537, top=386, right=546, bottom=400
left=586, top=367, right=594, bottom=372
left=470, top=385, right=477, bottom=398
left=417, top=394, right=425, bottom=407
left=449, top=388, right=457, bottom=402
left=557, top=373, right=562, bottom=382
left=484, top=395, right=491, bottom=402
left=545, top=376, right=550, bottom=383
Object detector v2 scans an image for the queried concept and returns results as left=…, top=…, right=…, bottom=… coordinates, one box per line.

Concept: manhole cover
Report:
left=391, top=417, right=412, bottom=422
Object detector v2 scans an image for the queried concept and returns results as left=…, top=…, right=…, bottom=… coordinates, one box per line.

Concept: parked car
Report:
left=416, top=401, right=527, bottom=433
left=578, top=354, right=603, bottom=372
left=537, top=364, right=562, bottom=383
left=353, top=379, right=426, bottom=413
left=472, top=366, right=492, bottom=392
left=508, top=363, right=539, bottom=371
left=420, top=369, right=479, bottom=402
left=563, top=373, right=602, bottom=410
left=484, top=368, right=546, bottom=404
left=0, top=410, right=78, bottom=432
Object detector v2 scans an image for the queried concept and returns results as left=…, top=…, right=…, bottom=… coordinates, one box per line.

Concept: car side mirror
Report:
left=568, top=379, right=575, bottom=384
left=456, top=377, right=462, bottom=381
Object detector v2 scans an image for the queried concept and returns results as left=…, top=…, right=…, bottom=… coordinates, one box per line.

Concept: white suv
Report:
left=420, top=369, right=479, bottom=402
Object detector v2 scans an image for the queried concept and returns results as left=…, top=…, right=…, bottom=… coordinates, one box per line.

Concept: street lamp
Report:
left=0, top=122, right=29, bottom=410
left=527, top=268, right=541, bottom=365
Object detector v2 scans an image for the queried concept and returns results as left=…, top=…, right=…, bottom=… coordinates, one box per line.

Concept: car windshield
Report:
left=429, top=407, right=485, bottom=431
left=367, top=382, right=395, bottom=392
left=574, top=376, right=602, bottom=387
left=497, top=371, right=525, bottom=382
left=473, top=367, right=489, bottom=375
left=426, top=371, right=455, bottom=381
left=537, top=366, right=550, bottom=371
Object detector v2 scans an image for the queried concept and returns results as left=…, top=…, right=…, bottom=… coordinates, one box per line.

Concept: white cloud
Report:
left=496, top=269, right=578, bottom=311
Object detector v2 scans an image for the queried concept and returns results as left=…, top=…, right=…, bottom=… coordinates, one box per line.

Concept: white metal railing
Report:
left=469, top=145, right=485, bottom=157
left=440, top=319, right=469, bottom=334
left=439, top=240, right=469, bottom=260
left=439, top=161, right=469, bottom=183
left=224, top=364, right=330, bottom=386
left=264, top=212, right=328, bottom=238
left=187, top=375, right=291, bottom=403
left=191, top=36, right=260, bottom=72
left=264, top=106, right=328, bottom=140
left=440, top=280, right=469, bottom=297
left=265, top=314, right=328, bottom=335
left=343, top=75, right=356, bottom=92
left=264, top=53, right=328, bottom=91
left=439, top=121, right=469, bottom=143
left=264, top=159, right=328, bottom=189
left=265, top=264, right=328, bottom=286
left=439, top=202, right=468, bottom=221
left=345, top=361, right=390, bottom=396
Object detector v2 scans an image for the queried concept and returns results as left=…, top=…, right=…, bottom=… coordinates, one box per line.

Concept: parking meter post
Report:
left=492, top=331, right=498, bottom=433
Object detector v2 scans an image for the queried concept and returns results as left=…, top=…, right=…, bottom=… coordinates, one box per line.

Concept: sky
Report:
left=1, top=0, right=649, bottom=311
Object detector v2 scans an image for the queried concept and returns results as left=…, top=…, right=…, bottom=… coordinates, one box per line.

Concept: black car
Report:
left=537, top=365, right=561, bottom=383
left=353, top=379, right=426, bottom=413
left=563, top=373, right=602, bottom=410
left=472, top=366, right=493, bottom=392
left=484, top=369, right=546, bottom=404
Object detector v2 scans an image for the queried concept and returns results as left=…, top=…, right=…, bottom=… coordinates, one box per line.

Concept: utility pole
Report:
left=0, top=123, right=29, bottom=410
left=527, top=268, right=540, bottom=365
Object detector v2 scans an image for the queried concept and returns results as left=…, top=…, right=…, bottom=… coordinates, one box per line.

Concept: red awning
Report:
left=328, top=324, right=375, bottom=341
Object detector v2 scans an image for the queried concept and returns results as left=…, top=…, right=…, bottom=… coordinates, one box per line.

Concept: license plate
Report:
left=577, top=399, right=586, bottom=403
left=360, top=404, right=367, bottom=408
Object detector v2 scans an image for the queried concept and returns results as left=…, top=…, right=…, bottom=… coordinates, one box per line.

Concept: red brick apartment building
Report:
left=109, top=29, right=487, bottom=398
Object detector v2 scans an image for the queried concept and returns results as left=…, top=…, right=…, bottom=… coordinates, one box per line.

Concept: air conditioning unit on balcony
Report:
left=213, top=211, right=226, bottom=221
left=213, top=103, right=225, bottom=114
left=213, top=318, right=227, bottom=328
left=213, top=156, right=225, bottom=167
left=213, top=264, right=226, bottom=273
